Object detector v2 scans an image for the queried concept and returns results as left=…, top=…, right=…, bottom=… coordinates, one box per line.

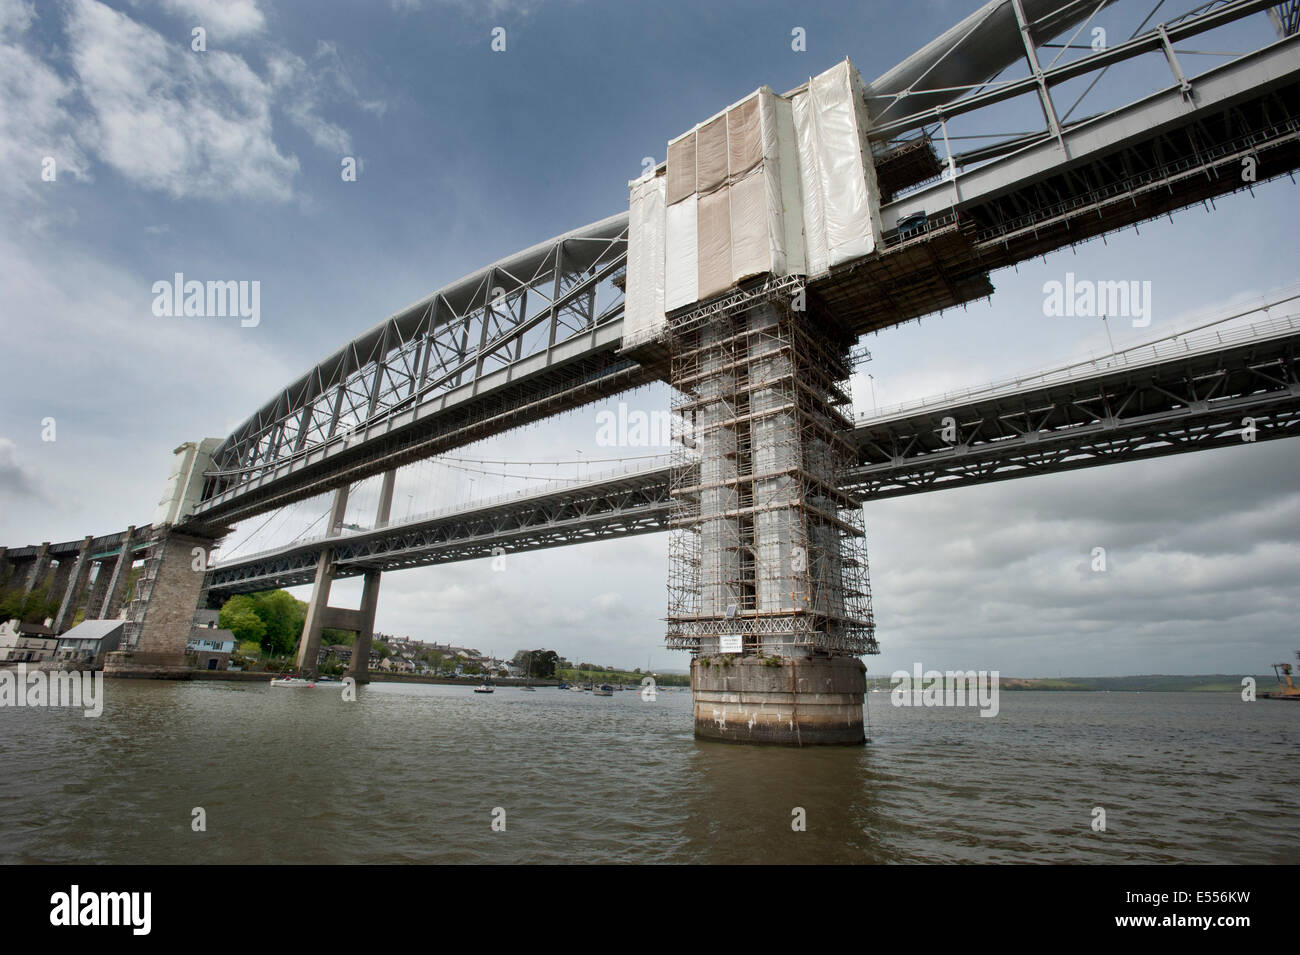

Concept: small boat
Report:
left=569, top=684, right=585, bottom=693
left=473, top=683, right=495, bottom=694
left=593, top=684, right=614, bottom=697
left=270, top=676, right=316, bottom=687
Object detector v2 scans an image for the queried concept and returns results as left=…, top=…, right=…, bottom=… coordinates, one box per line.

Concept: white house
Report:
left=0, top=618, right=59, bottom=663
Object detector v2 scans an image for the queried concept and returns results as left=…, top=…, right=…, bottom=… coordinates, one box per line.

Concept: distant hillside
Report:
left=867, top=674, right=1278, bottom=692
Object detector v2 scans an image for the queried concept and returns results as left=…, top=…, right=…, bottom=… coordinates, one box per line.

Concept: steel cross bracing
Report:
left=830, top=5, right=1300, bottom=329
left=13, top=312, right=1299, bottom=583
left=183, top=0, right=1300, bottom=533
left=1269, top=2, right=1300, bottom=37
left=203, top=461, right=674, bottom=600
left=841, top=312, right=1300, bottom=499
left=190, top=214, right=647, bottom=529
left=199, top=311, right=1300, bottom=595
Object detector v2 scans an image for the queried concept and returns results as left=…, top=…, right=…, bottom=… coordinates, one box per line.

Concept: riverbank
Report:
left=186, top=670, right=563, bottom=688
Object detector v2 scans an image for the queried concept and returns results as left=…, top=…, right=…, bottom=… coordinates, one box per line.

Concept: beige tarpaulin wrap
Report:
left=664, top=85, right=806, bottom=305
left=650, top=58, right=880, bottom=314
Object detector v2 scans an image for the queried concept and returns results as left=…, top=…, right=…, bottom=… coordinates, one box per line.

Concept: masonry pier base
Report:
left=103, top=529, right=216, bottom=680
left=691, top=654, right=866, bottom=746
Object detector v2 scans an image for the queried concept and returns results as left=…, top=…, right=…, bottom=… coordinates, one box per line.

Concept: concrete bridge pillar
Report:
left=667, top=299, right=877, bottom=745
left=346, top=469, right=394, bottom=685
left=103, top=528, right=218, bottom=678
left=296, top=485, right=351, bottom=678
left=98, top=526, right=137, bottom=619
left=53, top=536, right=94, bottom=633
left=347, top=570, right=382, bottom=684
left=23, top=542, right=52, bottom=596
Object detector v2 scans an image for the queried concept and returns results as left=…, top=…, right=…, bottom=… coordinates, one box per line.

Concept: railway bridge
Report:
left=5, top=0, right=1300, bottom=745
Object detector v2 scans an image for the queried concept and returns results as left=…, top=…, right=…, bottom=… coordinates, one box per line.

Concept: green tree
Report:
left=218, top=590, right=308, bottom=656
left=321, top=628, right=353, bottom=647
left=0, top=585, right=60, bottom=625
left=221, top=602, right=266, bottom=646
left=252, top=590, right=306, bottom=656
left=527, top=649, right=558, bottom=678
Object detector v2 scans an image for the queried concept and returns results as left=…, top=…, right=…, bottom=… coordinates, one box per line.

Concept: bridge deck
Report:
left=197, top=311, right=1300, bottom=592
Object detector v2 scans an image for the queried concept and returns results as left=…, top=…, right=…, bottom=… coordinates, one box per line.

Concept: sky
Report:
left=1, top=0, right=1297, bottom=677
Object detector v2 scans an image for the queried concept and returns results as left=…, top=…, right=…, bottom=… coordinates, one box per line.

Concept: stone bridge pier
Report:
left=103, top=528, right=220, bottom=678
left=104, top=440, right=225, bottom=679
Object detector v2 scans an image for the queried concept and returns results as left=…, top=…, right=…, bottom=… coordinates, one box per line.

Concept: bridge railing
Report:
left=855, top=296, right=1300, bottom=424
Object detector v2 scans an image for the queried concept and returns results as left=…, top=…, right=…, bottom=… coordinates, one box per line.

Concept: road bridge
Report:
left=844, top=306, right=1300, bottom=497
left=13, top=303, right=1297, bottom=602
left=186, top=305, right=1300, bottom=598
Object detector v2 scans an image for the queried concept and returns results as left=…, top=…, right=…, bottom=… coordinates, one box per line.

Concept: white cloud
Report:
left=0, top=230, right=299, bottom=536
left=390, top=0, right=552, bottom=18
left=267, top=41, right=385, bottom=154
left=0, top=0, right=91, bottom=223
left=65, top=0, right=298, bottom=201
left=0, top=437, right=51, bottom=506
left=156, top=0, right=266, bottom=39
left=0, top=1, right=385, bottom=208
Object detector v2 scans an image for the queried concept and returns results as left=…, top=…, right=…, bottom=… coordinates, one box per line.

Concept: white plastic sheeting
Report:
left=792, top=59, right=882, bottom=274
left=664, top=197, right=698, bottom=311
left=624, top=172, right=666, bottom=346
left=633, top=58, right=881, bottom=320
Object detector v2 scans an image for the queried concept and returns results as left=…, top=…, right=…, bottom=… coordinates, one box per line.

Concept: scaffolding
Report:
left=120, top=538, right=163, bottom=650
left=665, top=283, right=878, bottom=658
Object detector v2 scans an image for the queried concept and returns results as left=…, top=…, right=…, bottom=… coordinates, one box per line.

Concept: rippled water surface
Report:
left=1, top=682, right=1295, bottom=863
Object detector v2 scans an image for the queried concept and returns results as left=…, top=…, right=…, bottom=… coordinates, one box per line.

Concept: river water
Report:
left=1, top=681, right=1295, bottom=864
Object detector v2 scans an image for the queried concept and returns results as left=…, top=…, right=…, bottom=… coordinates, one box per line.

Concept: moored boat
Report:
left=270, top=676, right=317, bottom=687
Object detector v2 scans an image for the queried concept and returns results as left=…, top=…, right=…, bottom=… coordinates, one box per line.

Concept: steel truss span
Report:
left=192, top=214, right=645, bottom=528
left=842, top=314, right=1300, bottom=499
left=181, top=1, right=1300, bottom=536
left=204, top=463, right=672, bottom=600
left=30, top=314, right=1300, bottom=592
